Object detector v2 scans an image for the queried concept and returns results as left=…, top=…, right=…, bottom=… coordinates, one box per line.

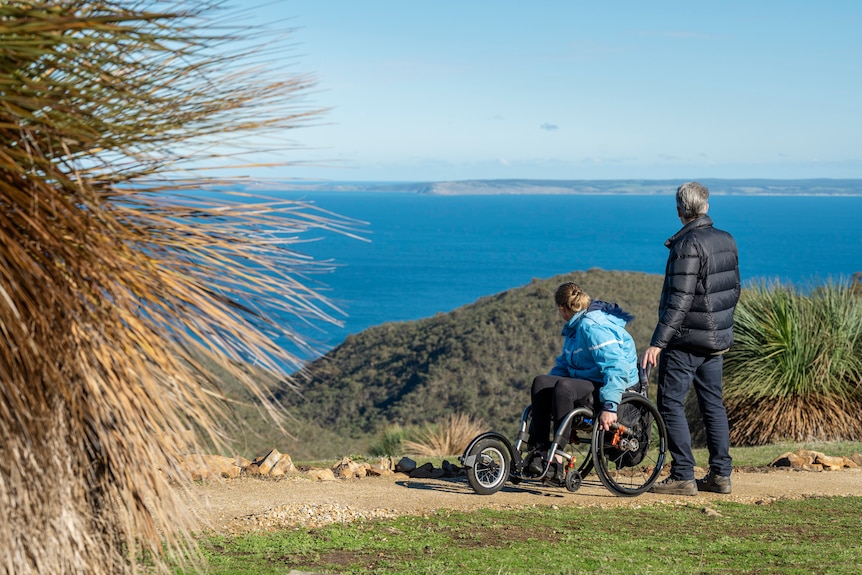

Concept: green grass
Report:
left=174, top=442, right=862, bottom=574
left=178, top=497, right=862, bottom=574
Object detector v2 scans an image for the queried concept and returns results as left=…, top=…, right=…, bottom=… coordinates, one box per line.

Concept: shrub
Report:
left=723, top=280, right=862, bottom=445
left=402, top=413, right=487, bottom=457
left=368, top=425, right=410, bottom=457
left=0, top=3, right=351, bottom=574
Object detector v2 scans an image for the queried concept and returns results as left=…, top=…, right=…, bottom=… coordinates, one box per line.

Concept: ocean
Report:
left=254, top=190, right=862, bottom=358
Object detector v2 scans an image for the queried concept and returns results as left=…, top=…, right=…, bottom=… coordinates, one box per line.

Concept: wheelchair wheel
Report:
left=465, top=437, right=511, bottom=495
left=591, top=393, right=667, bottom=496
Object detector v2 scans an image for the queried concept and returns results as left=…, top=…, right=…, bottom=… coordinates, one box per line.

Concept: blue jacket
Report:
left=549, top=301, right=638, bottom=408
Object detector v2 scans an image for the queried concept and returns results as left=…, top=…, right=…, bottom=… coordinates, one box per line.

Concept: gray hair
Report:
left=676, top=181, right=709, bottom=219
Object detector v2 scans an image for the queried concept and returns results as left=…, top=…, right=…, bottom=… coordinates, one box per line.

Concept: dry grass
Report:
left=402, top=413, right=487, bottom=457
left=0, top=2, right=357, bottom=574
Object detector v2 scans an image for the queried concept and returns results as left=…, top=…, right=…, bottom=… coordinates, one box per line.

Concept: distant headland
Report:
left=238, top=178, right=862, bottom=196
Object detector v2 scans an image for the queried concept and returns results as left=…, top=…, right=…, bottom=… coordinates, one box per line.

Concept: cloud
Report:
left=540, top=123, right=559, bottom=131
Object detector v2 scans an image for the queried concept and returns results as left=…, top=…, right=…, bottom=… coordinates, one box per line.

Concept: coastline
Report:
left=226, top=177, right=862, bottom=197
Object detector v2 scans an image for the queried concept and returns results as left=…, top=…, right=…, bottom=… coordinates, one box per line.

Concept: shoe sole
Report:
left=650, top=481, right=698, bottom=496
left=650, top=488, right=697, bottom=496
left=697, top=485, right=731, bottom=494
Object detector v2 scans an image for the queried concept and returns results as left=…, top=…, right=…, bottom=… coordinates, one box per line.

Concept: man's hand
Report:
left=642, top=346, right=662, bottom=369
left=599, top=409, right=617, bottom=432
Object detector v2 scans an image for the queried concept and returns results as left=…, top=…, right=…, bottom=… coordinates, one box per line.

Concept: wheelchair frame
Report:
left=459, top=390, right=668, bottom=497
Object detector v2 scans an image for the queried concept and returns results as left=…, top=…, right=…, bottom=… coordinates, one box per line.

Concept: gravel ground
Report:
left=185, top=466, right=862, bottom=535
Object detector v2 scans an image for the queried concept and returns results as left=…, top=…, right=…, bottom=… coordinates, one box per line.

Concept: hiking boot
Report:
left=697, top=470, right=732, bottom=494
left=525, top=453, right=544, bottom=477
left=544, top=461, right=565, bottom=486
left=649, top=476, right=697, bottom=496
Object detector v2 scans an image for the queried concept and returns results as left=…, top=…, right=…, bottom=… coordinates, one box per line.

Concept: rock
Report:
left=395, top=456, right=417, bottom=474
left=769, top=450, right=822, bottom=471
left=409, top=462, right=436, bottom=478
left=815, top=454, right=846, bottom=471
left=701, top=507, right=722, bottom=517
left=797, top=450, right=823, bottom=465
left=307, top=468, right=337, bottom=481
left=366, top=456, right=395, bottom=477
left=776, top=451, right=811, bottom=469
left=770, top=451, right=804, bottom=468
left=249, top=448, right=284, bottom=475
left=366, top=465, right=394, bottom=477
left=441, top=460, right=463, bottom=477
left=269, top=454, right=296, bottom=476
left=408, top=462, right=446, bottom=479
left=367, top=457, right=394, bottom=475
left=770, top=450, right=857, bottom=472
left=243, top=449, right=295, bottom=477
left=333, top=457, right=367, bottom=479
left=179, top=454, right=244, bottom=480
left=180, top=450, right=468, bottom=483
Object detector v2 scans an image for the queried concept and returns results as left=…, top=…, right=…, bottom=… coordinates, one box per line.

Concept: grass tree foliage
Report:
left=399, top=413, right=487, bottom=458
left=723, top=280, right=862, bottom=445
left=0, top=2, right=357, bottom=574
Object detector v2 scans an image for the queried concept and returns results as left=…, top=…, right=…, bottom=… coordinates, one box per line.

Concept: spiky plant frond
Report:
left=402, top=414, right=487, bottom=457
left=0, top=2, right=356, bottom=573
left=724, top=281, right=862, bottom=445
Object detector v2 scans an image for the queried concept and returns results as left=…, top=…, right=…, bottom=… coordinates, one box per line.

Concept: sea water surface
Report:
left=255, top=191, right=862, bottom=357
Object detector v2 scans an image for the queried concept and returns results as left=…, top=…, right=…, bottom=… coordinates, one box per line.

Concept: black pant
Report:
left=529, top=374, right=598, bottom=448
left=657, top=348, right=732, bottom=479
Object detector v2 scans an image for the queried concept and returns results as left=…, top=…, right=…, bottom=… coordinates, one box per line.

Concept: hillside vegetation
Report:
left=256, top=269, right=663, bottom=458
left=224, top=270, right=862, bottom=460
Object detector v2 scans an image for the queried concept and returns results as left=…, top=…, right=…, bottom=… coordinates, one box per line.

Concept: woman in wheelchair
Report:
left=461, top=281, right=666, bottom=496
left=527, top=282, right=639, bottom=483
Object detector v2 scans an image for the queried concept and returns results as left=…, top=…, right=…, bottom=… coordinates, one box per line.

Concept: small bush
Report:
left=724, top=280, right=862, bottom=445
left=368, top=425, right=409, bottom=457
left=402, top=414, right=487, bottom=457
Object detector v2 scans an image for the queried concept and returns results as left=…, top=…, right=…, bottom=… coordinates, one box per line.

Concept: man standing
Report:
left=642, top=182, right=740, bottom=496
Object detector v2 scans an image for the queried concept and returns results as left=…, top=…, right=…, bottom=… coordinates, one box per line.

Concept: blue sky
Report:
left=232, top=1, right=862, bottom=182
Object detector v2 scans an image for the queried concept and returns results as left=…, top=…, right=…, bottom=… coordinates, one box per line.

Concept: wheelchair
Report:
left=459, top=368, right=667, bottom=497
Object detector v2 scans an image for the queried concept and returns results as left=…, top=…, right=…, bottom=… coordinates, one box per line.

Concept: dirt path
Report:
left=187, top=467, right=862, bottom=534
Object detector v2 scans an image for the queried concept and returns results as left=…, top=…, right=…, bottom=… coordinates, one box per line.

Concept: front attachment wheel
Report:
left=565, top=469, right=582, bottom=492
left=465, top=437, right=511, bottom=495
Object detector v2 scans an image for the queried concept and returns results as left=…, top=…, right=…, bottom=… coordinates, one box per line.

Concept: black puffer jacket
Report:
left=649, top=215, right=740, bottom=353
